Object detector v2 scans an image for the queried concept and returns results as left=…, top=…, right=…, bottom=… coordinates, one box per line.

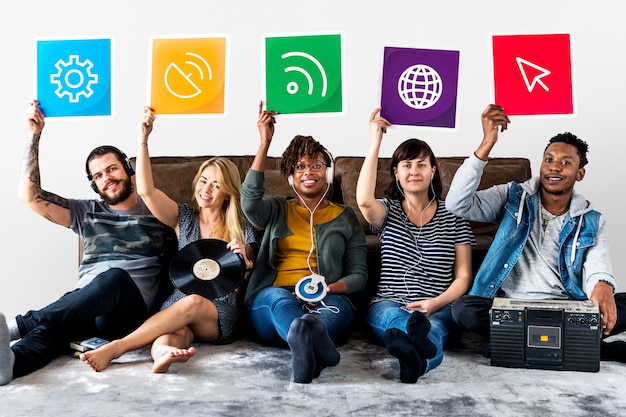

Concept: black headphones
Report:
left=85, top=145, right=135, bottom=193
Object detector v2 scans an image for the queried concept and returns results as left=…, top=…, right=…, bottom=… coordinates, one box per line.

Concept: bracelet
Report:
left=598, top=279, right=615, bottom=291
left=246, top=259, right=254, bottom=270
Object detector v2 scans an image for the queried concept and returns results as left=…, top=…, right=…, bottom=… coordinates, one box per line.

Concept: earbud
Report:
left=431, top=172, right=434, bottom=180
left=288, top=175, right=294, bottom=187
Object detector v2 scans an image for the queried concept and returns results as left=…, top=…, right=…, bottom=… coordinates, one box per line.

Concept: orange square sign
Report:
left=148, top=35, right=228, bottom=116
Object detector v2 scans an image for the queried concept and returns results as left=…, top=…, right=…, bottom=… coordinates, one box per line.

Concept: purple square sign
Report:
left=380, top=47, right=460, bottom=128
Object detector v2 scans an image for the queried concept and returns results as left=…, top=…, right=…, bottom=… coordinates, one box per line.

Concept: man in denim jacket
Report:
left=445, top=104, right=626, bottom=362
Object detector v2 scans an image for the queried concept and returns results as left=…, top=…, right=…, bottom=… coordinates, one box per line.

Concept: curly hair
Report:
left=280, top=135, right=333, bottom=177
left=545, top=132, right=589, bottom=168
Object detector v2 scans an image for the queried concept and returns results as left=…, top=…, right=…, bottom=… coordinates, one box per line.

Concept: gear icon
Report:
left=50, top=55, right=99, bottom=103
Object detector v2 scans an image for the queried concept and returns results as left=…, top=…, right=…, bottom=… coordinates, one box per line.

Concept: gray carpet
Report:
left=1, top=331, right=625, bottom=417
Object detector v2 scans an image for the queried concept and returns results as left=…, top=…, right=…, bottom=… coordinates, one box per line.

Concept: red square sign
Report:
left=492, top=34, right=573, bottom=116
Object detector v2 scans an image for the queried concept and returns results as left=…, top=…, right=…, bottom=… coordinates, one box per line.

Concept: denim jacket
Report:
left=445, top=153, right=616, bottom=299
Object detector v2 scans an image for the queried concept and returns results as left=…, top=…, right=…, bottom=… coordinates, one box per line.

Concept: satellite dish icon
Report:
left=164, top=52, right=213, bottom=99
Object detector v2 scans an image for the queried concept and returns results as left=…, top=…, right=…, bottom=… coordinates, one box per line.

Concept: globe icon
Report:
left=397, top=64, right=443, bottom=110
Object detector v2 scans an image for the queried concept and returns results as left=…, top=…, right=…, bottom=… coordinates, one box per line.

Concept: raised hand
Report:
left=257, top=101, right=277, bottom=145
left=369, top=107, right=391, bottom=144
left=475, top=104, right=511, bottom=160
left=140, top=106, right=155, bottom=142
left=24, top=99, right=45, bottom=137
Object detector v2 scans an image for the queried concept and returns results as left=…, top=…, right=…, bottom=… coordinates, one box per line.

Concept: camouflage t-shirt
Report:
left=68, top=198, right=172, bottom=310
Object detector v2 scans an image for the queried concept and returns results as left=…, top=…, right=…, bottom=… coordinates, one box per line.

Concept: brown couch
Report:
left=135, top=154, right=532, bottom=290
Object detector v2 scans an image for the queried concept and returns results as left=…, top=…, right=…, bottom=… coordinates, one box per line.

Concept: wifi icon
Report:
left=282, top=51, right=328, bottom=97
left=265, top=33, right=343, bottom=115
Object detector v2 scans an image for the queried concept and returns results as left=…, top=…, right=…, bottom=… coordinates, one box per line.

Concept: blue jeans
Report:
left=247, top=286, right=354, bottom=345
left=12, top=268, right=148, bottom=378
left=366, top=300, right=453, bottom=373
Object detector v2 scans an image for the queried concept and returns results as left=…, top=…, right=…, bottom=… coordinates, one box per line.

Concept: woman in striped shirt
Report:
left=356, top=108, right=475, bottom=383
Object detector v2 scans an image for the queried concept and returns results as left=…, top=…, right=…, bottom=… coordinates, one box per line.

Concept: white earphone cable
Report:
left=395, top=175, right=436, bottom=306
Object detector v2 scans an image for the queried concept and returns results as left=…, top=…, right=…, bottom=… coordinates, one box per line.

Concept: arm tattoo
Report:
left=22, top=135, right=41, bottom=190
left=40, top=191, right=70, bottom=210
left=22, top=134, right=70, bottom=210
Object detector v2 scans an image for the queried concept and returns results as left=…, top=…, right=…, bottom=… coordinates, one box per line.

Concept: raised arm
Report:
left=250, top=100, right=277, bottom=172
left=355, top=107, right=391, bottom=228
left=18, top=99, right=71, bottom=227
left=135, top=106, right=179, bottom=229
left=474, top=104, right=511, bottom=161
left=445, top=104, right=511, bottom=220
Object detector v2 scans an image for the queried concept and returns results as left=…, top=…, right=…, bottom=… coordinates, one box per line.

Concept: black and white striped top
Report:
left=371, top=198, right=475, bottom=305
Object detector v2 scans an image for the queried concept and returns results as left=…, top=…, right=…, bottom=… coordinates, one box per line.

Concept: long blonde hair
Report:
left=191, top=157, right=245, bottom=243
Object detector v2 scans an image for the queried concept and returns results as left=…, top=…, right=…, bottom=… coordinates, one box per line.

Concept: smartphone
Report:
left=79, top=337, right=110, bottom=350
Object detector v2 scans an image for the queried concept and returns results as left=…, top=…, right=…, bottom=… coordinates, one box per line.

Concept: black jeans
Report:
left=12, top=268, right=148, bottom=378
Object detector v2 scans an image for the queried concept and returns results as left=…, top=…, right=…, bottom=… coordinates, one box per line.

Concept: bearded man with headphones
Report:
left=240, top=101, right=368, bottom=384
left=1, top=99, right=174, bottom=386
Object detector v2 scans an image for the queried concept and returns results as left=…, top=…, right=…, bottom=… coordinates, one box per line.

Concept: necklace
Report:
left=540, top=206, right=566, bottom=231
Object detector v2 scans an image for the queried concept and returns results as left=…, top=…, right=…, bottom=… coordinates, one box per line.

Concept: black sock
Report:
left=301, top=314, right=340, bottom=368
left=406, top=312, right=437, bottom=359
left=601, top=340, right=626, bottom=362
left=384, top=328, right=426, bottom=383
left=287, top=318, right=317, bottom=383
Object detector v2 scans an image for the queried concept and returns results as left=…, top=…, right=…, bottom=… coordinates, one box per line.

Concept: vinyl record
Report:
left=169, top=238, right=245, bottom=299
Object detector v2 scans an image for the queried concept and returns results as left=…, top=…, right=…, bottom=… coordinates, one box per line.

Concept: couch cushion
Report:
left=334, top=157, right=393, bottom=204
left=264, top=170, right=296, bottom=197
left=438, top=158, right=532, bottom=235
left=341, top=170, right=391, bottom=231
left=145, top=160, right=202, bottom=205
left=437, top=158, right=531, bottom=198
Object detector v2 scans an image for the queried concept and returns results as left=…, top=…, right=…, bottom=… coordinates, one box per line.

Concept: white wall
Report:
left=1, top=0, right=624, bottom=318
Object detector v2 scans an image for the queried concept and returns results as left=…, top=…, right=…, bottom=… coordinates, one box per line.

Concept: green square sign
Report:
left=265, top=33, right=343, bottom=115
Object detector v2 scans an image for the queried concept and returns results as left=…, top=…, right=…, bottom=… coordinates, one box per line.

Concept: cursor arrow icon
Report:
left=515, top=57, right=551, bottom=92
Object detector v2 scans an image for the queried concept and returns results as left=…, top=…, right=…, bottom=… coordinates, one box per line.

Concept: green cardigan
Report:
left=240, top=169, right=368, bottom=306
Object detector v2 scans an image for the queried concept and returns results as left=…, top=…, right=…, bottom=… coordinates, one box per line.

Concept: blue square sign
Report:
left=35, top=38, right=112, bottom=118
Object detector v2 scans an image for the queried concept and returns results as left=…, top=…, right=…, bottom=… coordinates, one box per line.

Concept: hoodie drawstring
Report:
left=570, top=214, right=583, bottom=264
left=517, top=190, right=527, bottom=227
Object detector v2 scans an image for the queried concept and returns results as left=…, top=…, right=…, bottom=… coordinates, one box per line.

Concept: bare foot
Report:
left=152, top=346, right=196, bottom=373
left=80, top=341, right=123, bottom=372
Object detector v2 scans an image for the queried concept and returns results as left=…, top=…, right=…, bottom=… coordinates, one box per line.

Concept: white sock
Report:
left=1, top=312, right=15, bottom=385
left=7, top=319, right=20, bottom=341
